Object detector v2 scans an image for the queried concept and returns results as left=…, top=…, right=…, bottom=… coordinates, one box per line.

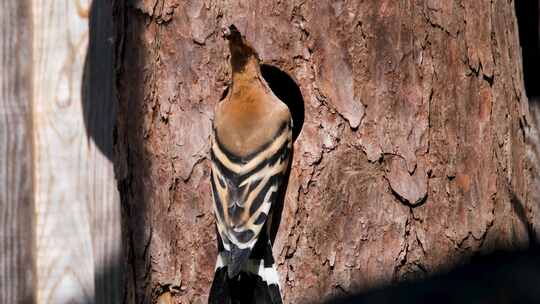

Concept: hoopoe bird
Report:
left=208, top=25, right=292, bottom=304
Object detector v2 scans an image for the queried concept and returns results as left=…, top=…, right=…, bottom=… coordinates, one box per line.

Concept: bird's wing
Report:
left=210, top=119, right=292, bottom=275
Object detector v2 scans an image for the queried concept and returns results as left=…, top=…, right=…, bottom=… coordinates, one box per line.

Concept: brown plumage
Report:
left=213, top=33, right=291, bottom=158
left=208, top=25, right=291, bottom=304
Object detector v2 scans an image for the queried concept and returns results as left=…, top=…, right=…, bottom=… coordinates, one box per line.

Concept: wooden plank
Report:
left=0, top=1, right=35, bottom=303
left=31, top=0, right=122, bottom=302
left=32, top=0, right=95, bottom=300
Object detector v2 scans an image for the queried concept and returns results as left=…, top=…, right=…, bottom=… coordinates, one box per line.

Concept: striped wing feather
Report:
left=210, top=120, right=292, bottom=254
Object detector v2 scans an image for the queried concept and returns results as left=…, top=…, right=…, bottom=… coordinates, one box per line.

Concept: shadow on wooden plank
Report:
left=82, top=0, right=116, bottom=160
left=82, top=0, right=123, bottom=303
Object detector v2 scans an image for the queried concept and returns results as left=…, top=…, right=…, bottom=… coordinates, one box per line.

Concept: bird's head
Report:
left=222, top=24, right=259, bottom=72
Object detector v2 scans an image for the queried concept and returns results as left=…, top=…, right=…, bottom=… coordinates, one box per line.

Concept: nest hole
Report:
left=515, top=0, right=540, bottom=99
left=260, top=64, right=305, bottom=142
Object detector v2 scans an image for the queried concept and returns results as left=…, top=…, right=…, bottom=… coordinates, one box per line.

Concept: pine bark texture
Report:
left=113, top=1, right=536, bottom=303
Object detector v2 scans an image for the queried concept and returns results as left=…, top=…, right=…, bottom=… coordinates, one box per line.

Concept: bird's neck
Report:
left=231, top=56, right=262, bottom=94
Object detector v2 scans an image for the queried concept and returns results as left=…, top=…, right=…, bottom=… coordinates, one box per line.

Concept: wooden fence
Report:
left=0, top=1, right=120, bottom=303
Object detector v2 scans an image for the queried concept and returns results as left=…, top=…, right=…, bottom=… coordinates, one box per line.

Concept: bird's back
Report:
left=214, top=84, right=291, bottom=158
left=211, top=80, right=292, bottom=237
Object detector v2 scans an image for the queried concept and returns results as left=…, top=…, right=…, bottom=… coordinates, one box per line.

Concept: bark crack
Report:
left=394, top=206, right=429, bottom=281
left=421, top=6, right=453, bottom=37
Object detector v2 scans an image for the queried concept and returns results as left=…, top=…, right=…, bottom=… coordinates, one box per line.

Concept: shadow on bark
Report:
left=324, top=247, right=540, bottom=304
left=515, top=0, right=540, bottom=251
left=322, top=189, right=540, bottom=303
left=110, top=0, right=154, bottom=302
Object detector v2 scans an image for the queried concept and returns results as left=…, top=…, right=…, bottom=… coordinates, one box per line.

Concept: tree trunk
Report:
left=113, top=1, right=536, bottom=303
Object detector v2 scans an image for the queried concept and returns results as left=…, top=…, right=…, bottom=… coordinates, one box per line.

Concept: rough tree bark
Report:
left=113, top=1, right=536, bottom=303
